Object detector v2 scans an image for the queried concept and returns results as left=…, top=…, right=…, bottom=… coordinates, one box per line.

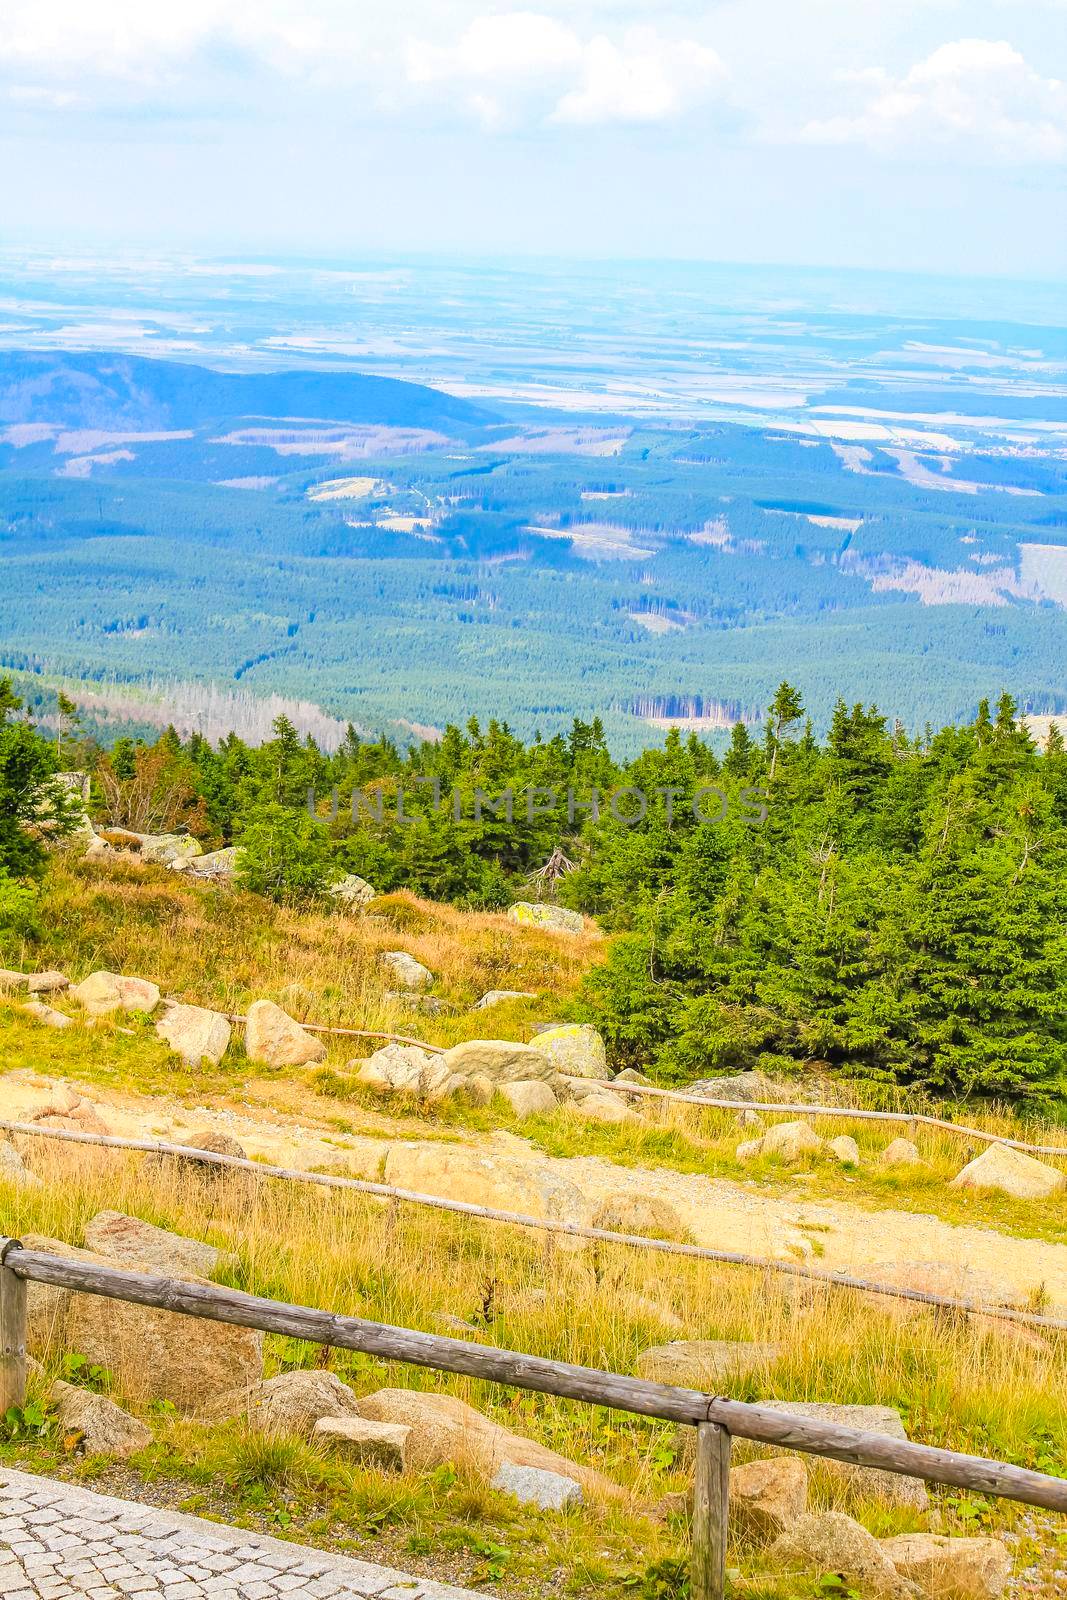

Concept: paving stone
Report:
left=0, top=1471, right=481, bottom=1600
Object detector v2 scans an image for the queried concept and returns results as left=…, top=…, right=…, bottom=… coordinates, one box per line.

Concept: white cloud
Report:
left=801, top=38, right=1067, bottom=162
left=406, top=11, right=725, bottom=128
left=0, top=1, right=320, bottom=89
left=552, top=28, right=725, bottom=125
left=408, top=13, right=581, bottom=86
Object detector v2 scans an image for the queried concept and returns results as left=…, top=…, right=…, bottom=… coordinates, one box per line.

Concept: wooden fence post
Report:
left=0, top=1238, right=27, bottom=1415
left=691, top=1420, right=731, bottom=1600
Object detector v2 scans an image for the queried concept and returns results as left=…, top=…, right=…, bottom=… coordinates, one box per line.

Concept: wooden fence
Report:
left=4, top=1116, right=1067, bottom=1334
left=212, top=1007, right=1067, bottom=1160
left=1, top=1238, right=1065, bottom=1600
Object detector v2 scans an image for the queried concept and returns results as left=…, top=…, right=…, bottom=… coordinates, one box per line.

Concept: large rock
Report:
left=730, top=1456, right=807, bottom=1541
left=500, top=1079, right=558, bottom=1118
left=244, top=999, right=326, bottom=1067
left=174, top=846, right=237, bottom=879
left=949, top=1143, right=1066, bottom=1201
left=758, top=1401, right=928, bottom=1509
left=156, top=1002, right=231, bottom=1067
left=30, top=1091, right=110, bottom=1135
left=687, top=1072, right=797, bottom=1104
left=327, top=874, right=376, bottom=908
left=204, top=1369, right=361, bottom=1436
left=591, top=1194, right=689, bottom=1240
left=508, top=902, right=584, bottom=935
left=474, top=990, right=537, bottom=1010
left=138, top=833, right=203, bottom=867
left=880, top=1533, right=1011, bottom=1599
left=314, top=1415, right=410, bottom=1470
left=534, top=1024, right=610, bottom=1079
left=636, top=1340, right=779, bottom=1387
left=769, top=1512, right=914, bottom=1598
left=738, top=1120, right=825, bottom=1164
left=354, top=1043, right=460, bottom=1102
left=23, top=1233, right=262, bottom=1411
left=82, top=1211, right=223, bottom=1278
left=0, top=1140, right=38, bottom=1187
left=379, top=951, right=434, bottom=991
left=71, top=971, right=161, bottom=1017
left=383, top=1144, right=586, bottom=1230
left=442, top=1039, right=554, bottom=1083
left=50, top=1380, right=153, bottom=1460
left=355, top=1388, right=615, bottom=1495
left=492, top=1461, right=582, bottom=1510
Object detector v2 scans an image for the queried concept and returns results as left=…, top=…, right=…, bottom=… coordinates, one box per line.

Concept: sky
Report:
left=1, top=0, right=1066, bottom=280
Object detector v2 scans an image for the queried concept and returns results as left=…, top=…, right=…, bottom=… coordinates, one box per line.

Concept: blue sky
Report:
left=1, top=0, right=1065, bottom=279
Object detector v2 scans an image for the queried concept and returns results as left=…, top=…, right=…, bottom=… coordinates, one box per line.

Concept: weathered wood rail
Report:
left=0, top=1239, right=1064, bottom=1600
left=213, top=1005, right=1067, bottom=1158
left=4, top=1117, right=1067, bottom=1333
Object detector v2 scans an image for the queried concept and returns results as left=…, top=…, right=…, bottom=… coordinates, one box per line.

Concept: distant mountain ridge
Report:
left=0, top=351, right=494, bottom=433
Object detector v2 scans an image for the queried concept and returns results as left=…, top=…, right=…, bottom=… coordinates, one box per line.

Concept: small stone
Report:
left=313, top=1415, right=410, bottom=1470
left=591, top=1194, right=689, bottom=1240
left=462, top=1074, right=494, bottom=1108
left=572, top=1091, right=637, bottom=1124
left=880, top=1532, right=1011, bottom=1598
left=327, top=874, right=376, bottom=908
left=204, top=1369, right=361, bottom=1436
left=385, top=991, right=447, bottom=1015
left=71, top=971, right=161, bottom=1016
left=491, top=1461, right=582, bottom=1510
left=499, top=1079, right=558, bottom=1117
left=27, top=969, right=70, bottom=994
left=738, top=1108, right=764, bottom=1129
left=244, top=999, right=326, bottom=1067
left=50, top=1380, right=152, bottom=1461
left=880, top=1137, right=924, bottom=1167
left=613, top=1068, right=653, bottom=1086
left=830, top=1134, right=860, bottom=1167
left=730, top=1456, right=808, bottom=1541
left=379, top=951, right=434, bottom=991
left=738, top=1120, right=825, bottom=1163
left=949, top=1143, right=1065, bottom=1201
left=19, top=999, right=72, bottom=1029
left=474, top=990, right=537, bottom=1009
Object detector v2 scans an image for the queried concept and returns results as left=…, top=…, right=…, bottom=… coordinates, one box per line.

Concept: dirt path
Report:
left=4, top=1069, right=1066, bottom=1313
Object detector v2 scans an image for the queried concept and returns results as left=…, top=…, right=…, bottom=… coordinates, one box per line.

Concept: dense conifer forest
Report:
left=6, top=677, right=1065, bottom=1109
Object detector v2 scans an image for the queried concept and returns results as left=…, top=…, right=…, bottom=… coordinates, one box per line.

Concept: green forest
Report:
left=7, top=678, right=1066, bottom=1111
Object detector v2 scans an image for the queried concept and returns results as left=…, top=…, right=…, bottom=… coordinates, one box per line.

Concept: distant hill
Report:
left=0, top=351, right=495, bottom=433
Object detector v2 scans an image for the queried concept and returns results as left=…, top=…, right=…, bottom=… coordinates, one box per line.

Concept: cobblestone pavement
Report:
left=0, top=1469, right=482, bottom=1600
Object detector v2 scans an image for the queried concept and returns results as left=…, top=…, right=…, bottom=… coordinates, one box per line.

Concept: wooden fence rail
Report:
left=0, top=1240, right=1065, bottom=1600
left=4, top=1117, right=1067, bottom=1333
left=213, top=1006, right=1067, bottom=1159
